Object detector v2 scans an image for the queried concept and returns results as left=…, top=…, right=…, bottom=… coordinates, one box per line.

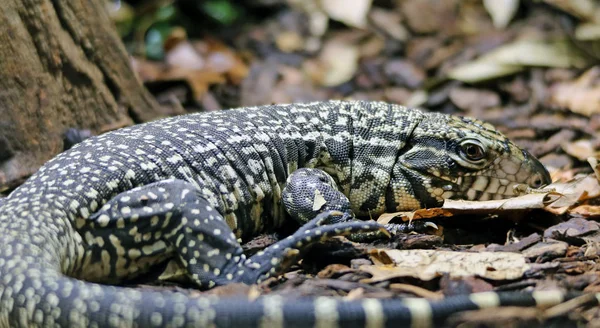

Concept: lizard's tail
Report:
left=0, top=252, right=597, bottom=328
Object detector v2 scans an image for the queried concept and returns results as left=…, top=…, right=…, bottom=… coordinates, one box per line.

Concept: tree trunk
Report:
left=0, top=0, right=164, bottom=192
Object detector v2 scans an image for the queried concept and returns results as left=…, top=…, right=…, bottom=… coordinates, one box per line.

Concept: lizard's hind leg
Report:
left=78, top=179, right=246, bottom=288
left=78, top=178, right=385, bottom=289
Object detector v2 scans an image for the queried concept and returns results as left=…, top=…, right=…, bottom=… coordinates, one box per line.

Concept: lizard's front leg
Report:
left=282, top=168, right=353, bottom=225
left=282, top=168, right=430, bottom=238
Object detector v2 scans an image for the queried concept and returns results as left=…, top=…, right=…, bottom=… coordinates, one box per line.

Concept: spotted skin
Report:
left=0, top=100, right=565, bottom=327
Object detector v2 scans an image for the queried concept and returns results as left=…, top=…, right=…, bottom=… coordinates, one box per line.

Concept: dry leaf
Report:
left=276, top=31, right=305, bottom=53
left=360, top=249, right=530, bottom=282
left=166, top=41, right=205, bottom=70
left=378, top=174, right=600, bottom=223
left=483, top=0, right=520, bottom=29
left=378, top=192, right=556, bottom=223
left=562, top=139, right=598, bottom=161
left=448, top=40, right=592, bottom=83
left=570, top=205, right=600, bottom=218
left=546, top=175, right=600, bottom=214
left=542, top=0, right=598, bottom=21
left=521, top=240, right=568, bottom=259
left=549, top=67, right=600, bottom=117
left=588, top=157, right=600, bottom=182
left=312, top=190, right=327, bottom=211
left=368, top=8, right=408, bottom=41
left=320, top=0, right=372, bottom=28
left=316, top=40, right=360, bottom=86
left=575, top=23, right=600, bottom=40
left=448, top=87, right=501, bottom=111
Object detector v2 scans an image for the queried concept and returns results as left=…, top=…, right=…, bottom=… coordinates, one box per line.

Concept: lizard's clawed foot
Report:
left=236, top=210, right=386, bottom=283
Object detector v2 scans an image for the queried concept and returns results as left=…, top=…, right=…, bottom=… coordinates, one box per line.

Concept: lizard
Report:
left=0, top=100, right=594, bottom=327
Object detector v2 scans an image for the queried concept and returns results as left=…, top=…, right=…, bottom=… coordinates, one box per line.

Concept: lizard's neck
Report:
left=345, top=102, right=424, bottom=216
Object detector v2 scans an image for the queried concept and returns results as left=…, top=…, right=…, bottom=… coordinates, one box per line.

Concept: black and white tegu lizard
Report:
left=2, top=100, right=592, bottom=328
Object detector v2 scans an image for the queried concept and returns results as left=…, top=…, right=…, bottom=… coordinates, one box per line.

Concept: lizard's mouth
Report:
left=430, top=154, right=552, bottom=202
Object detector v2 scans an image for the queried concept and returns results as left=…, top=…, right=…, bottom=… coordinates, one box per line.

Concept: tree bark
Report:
left=0, top=0, right=163, bottom=192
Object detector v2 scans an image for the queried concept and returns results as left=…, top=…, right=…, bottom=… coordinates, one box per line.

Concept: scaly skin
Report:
left=0, top=100, right=561, bottom=327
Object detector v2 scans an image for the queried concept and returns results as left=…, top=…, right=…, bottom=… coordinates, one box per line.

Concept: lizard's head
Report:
left=395, top=112, right=551, bottom=206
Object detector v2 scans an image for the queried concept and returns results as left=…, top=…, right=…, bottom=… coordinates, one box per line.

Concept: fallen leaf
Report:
left=542, top=0, right=598, bottom=21
left=166, top=41, right=205, bottom=70
left=521, top=240, right=569, bottom=259
left=368, top=8, right=408, bottom=41
left=562, top=139, right=598, bottom=161
left=320, top=0, right=372, bottom=28
left=543, top=218, right=600, bottom=239
left=360, top=249, right=530, bottom=282
left=588, top=157, right=600, bottom=182
left=570, top=205, right=600, bottom=218
left=315, top=39, right=360, bottom=86
left=485, top=233, right=542, bottom=252
left=276, top=31, right=305, bottom=53
left=548, top=67, right=600, bottom=117
left=483, top=0, right=520, bottom=29
left=448, top=87, right=501, bottom=111
left=448, top=40, right=592, bottom=83
left=389, top=283, right=444, bottom=300
left=378, top=191, right=556, bottom=224
left=378, top=174, right=600, bottom=223
left=400, top=0, right=459, bottom=34
left=575, top=22, right=600, bottom=40
left=384, top=59, right=426, bottom=89
left=546, top=175, right=600, bottom=214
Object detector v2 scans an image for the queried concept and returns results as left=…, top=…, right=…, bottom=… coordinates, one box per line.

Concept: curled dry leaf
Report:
left=378, top=192, right=556, bottom=224
left=448, top=40, right=592, bottom=83
left=546, top=175, right=600, bottom=215
left=360, top=249, right=530, bottom=282
left=379, top=174, right=600, bottom=223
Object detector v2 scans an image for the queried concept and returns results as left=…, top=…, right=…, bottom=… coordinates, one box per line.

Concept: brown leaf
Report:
left=562, top=139, right=598, bottom=161
left=521, top=241, right=569, bottom=259
left=543, top=218, right=600, bottom=240
left=448, top=87, right=501, bottom=111
left=360, top=249, right=530, bottom=282
left=549, top=67, right=600, bottom=117
left=316, top=39, right=360, bottom=86
left=546, top=175, right=600, bottom=214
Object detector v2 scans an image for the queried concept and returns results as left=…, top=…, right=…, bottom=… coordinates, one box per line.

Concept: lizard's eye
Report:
left=460, top=141, right=486, bottom=162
